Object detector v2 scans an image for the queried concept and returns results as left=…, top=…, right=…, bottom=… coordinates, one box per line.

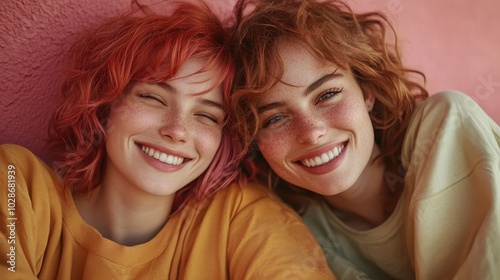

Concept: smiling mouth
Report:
left=300, top=144, right=345, bottom=167
left=141, top=145, right=185, bottom=165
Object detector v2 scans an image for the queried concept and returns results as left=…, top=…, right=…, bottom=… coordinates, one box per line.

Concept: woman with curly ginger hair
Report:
left=231, top=0, right=500, bottom=278
left=0, top=1, right=335, bottom=279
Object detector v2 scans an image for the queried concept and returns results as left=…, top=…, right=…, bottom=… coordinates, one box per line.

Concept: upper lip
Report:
left=136, top=141, right=192, bottom=159
left=293, top=141, right=347, bottom=163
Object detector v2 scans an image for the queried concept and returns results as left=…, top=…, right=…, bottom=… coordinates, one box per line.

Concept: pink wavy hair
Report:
left=48, top=0, right=246, bottom=211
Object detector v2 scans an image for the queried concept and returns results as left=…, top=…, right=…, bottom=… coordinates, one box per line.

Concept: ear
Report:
left=359, top=82, right=376, bottom=112
left=364, top=91, right=375, bottom=112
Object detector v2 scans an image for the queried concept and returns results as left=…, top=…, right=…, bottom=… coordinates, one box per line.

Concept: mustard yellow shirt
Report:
left=0, top=144, right=335, bottom=279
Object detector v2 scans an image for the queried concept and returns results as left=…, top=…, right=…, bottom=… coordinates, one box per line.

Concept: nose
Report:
left=159, top=111, right=188, bottom=143
left=296, top=113, right=326, bottom=145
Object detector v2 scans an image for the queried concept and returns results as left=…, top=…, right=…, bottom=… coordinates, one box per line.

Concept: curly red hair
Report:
left=49, top=0, right=245, bottom=210
left=231, top=0, right=428, bottom=170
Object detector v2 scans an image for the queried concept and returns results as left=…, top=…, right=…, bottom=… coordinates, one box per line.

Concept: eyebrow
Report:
left=157, top=82, right=176, bottom=93
left=304, top=72, right=342, bottom=96
left=156, top=82, right=224, bottom=111
left=256, top=101, right=286, bottom=115
left=257, top=70, right=342, bottom=114
left=199, top=98, right=225, bottom=111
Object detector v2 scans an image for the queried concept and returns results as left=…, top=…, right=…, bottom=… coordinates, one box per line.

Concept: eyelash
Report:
left=138, top=93, right=166, bottom=105
left=139, top=93, right=221, bottom=124
left=261, top=87, right=343, bottom=129
left=196, top=113, right=220, bottom=124
left=262, top=115, right=285, bottom=128
left=316, top=87, right=343, bottom=103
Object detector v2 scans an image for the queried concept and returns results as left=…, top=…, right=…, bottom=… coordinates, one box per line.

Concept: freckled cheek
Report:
left=192, top=124, right=223, bottom=155
left=256, top=127, right=293, bottom=164
left=323, top=101, right=363, bottom=129
left=326, top=100, right=374, bottom=148
left=106, top=112, right=138, bottom=136
left=108, top=103, right=155, bottom=131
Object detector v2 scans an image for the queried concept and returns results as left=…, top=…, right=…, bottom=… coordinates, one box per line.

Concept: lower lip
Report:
left=296, top=143, right=348, bottom=175
left=138, top=146, right=187, bottom=172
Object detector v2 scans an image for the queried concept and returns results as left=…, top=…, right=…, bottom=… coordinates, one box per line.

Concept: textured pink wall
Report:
left=1, top=0, right=499, bottom=163
left=349, top=0, right=500, bottom=125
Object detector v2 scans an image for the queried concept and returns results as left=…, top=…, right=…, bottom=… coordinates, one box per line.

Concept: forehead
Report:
left=170, top=58, right=223, bottom=100
left=275, top=40, right=337, bottom=87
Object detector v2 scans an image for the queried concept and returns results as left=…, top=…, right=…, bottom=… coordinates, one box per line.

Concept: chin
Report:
left=300, top=179, right=352, bottom=196
left=310, top=188, right=345, bottom=196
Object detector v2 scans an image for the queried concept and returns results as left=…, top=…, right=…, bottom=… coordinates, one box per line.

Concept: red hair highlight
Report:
left=49, top=0, right=245, bottom=211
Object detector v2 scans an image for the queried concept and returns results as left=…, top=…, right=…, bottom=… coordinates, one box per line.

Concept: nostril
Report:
left=159, top=122, right=188, bottom=142
left=296, top=121, right=326, bottom=144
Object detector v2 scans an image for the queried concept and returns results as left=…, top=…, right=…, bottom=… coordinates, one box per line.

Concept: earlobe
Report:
left=365, top=93, right=375, bottom=112
left=360, top=83, right=376, bottom=112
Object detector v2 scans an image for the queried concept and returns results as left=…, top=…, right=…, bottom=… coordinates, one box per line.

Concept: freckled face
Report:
left=255, top=41, right=375, bottom=195
left=104, top=58, right=225, bottom=197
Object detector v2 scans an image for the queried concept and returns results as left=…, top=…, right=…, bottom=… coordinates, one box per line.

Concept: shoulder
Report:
left=220, top=180, right=276, bottom=200
left=424, top=90, right=472, bottom=104
left=407, top=90, right=499, bottom=136
left=0, top=144, right=60, bottom=206
left=0, top=144, right=64, bottom=277
left=405, top=90, right=498, bottom=147
left=194, top=180, right=306, bottom=225
left=402, top=90, right=500, bottom=190
left=1, top=143, right=41, bottom=161
left=402, top=90, right=500, bottom=171
left=1, top=144, right=55, bottom=173
left=412, top=91, right=482, bottom=122
left=0, top=144, right=59, bottom=186
left=213, top=181, right=293, bottom=213
left=209, top=183, right=335, bottom=279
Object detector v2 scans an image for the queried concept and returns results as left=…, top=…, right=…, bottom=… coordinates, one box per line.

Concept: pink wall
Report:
left=1, top=0, right=499, bottom=163
left=349, top=0, right=500, bottom=124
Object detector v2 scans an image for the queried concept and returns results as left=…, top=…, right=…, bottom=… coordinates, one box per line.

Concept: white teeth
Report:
left=141, top=145, right=185, bottom=165
left=321, top=154, right=329, bottom=163
left=314, top=156, right=322, bottom=165
left=159, top=153, right=167, bottom=162
left=328, top=151, right=334, bottom=160
left=300, top=144, right=345, bottom=167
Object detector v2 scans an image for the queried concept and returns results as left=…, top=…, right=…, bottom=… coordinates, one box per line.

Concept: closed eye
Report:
left=196, top=113, right=221, bottom=124
left=138, top=93, right=166, bottom=105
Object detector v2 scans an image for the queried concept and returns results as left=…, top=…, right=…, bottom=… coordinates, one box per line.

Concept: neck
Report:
left=324, top=145, right=399, bottom=230
left=74, top=176, right=175, bottom=246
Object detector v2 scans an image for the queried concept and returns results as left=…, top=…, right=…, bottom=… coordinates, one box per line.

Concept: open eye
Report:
left=262, top=114, right=286, bottom=128
left=317, top=88, right=343, bottom=103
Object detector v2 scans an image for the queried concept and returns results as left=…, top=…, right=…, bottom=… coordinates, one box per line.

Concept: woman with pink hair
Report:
left=0, top=1, right=334, bottom=279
